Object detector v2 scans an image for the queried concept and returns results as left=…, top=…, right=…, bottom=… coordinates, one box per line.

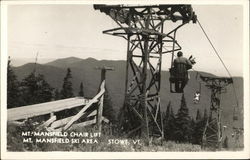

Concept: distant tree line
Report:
left=7, top=58, right=116, bottom=124
left=7, top=59, right=74, bottom=107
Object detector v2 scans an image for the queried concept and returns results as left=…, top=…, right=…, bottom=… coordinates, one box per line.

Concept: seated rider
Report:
left=193, top=91, right=201, bottom=104
left=173, top=51, right=195, bottom=93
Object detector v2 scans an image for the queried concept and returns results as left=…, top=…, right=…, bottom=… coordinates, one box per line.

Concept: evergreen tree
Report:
left=165, top=102, right=171, bottom=119
left=7, top=58, right=21, bottom=108
left=103, top=87, right=116, bottom=124
left=223, top=136, right=229, bottom=148
left=196, top=109, right=202, bottom=121
left=173, top=94, right=193, bottom=143
left=190, top=117, right=196, bottom=142
left=54, top=89, right=61, bottom=100
left=202, top=108, right=209, bottom=135
left=78, top=82, right=84, bottom=97
left=163, top=101, right=175, bottom=141
left=61, top=68, right=74, bottom=99
left=20, top=72, right=54, bottom=105
left=191, top=117, right=196, bottom=127
left=203, top=108, right=208, bottom=122
left=202, top=108, right=208, bottom=130
left=192, top=109, right=204, bottom=144
left=195, top=108, right=210, bottom=145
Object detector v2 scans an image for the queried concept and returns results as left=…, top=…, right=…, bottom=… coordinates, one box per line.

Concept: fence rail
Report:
left=7, top=80, right=108, bottom=132
left=8, top=97, right=89, bottom=121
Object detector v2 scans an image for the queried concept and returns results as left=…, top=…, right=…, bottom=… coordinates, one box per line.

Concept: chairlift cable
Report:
left=197, top=19, right=240, bottom=114
left=197, top=20, right=233, bottom=78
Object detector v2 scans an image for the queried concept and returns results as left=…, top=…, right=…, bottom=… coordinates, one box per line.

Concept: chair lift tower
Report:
left=94, top=5, right=197, bottom=144
left=200, top=76, right=233, bottom=149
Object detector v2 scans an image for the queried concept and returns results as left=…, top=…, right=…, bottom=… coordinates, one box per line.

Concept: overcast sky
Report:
left=7, top=4, right=244, bottom=76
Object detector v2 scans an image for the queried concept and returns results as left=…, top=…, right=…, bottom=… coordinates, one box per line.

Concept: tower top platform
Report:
left=94, top=4, right=197, bottom=24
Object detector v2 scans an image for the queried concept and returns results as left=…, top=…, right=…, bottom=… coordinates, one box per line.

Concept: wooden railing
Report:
left=7, top=80, right=108, bottom=132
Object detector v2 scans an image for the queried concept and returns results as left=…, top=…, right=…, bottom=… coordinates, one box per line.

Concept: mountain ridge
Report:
left=12, top=57, right=243, bottom=129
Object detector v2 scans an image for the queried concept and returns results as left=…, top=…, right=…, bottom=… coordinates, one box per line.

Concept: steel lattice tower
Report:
left=94, top=5, right=197, bottom=143
left=200, top=76, right=233, bottom=149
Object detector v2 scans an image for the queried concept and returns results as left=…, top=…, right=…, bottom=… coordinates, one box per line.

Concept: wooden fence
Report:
left=7, top=80, right=108, bottom=132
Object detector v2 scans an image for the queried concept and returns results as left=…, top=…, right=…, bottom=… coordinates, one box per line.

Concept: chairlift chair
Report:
left=169, top=55, right=196, bottom=93
left=169, top=64, right=189, bottom=93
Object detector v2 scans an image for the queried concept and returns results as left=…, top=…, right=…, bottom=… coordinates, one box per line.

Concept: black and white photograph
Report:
left=1, top=0, right=249, bottom=159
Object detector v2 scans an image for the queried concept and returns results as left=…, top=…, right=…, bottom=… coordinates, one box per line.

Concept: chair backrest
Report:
left=173, top=63, right=188, bottom=80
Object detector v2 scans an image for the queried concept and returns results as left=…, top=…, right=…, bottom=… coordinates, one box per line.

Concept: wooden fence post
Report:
left=96, top=66, right=114, bottom=132
left=97, top=91, right=104, bottom=132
